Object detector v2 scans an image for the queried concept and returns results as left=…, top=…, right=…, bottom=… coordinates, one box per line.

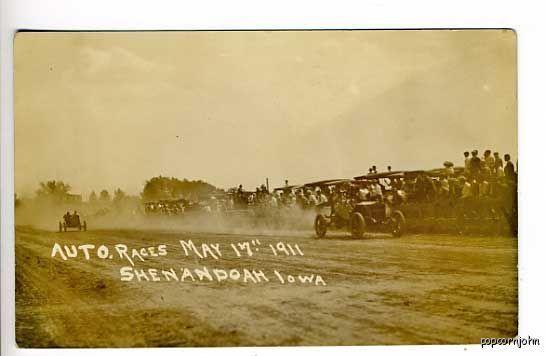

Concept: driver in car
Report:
left=63, top=211, right=71, bottom=224
left=72, top=210, right=81, bottom=225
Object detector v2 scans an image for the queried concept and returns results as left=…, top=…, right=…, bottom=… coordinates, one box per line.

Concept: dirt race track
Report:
left=15, top=225, right=517, bottom=347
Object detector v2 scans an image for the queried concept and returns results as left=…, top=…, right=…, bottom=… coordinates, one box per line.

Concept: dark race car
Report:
left=59, top=212, right=87, bottom=232
left=314, top=179, right=406, bottom=239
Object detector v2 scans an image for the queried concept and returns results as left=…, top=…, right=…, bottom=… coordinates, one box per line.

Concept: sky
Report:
left=15, top=30, right=517, bottom=197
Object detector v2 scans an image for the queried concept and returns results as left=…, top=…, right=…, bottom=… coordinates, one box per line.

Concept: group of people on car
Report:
left=342, top=149, right=517, bottom=207
left=63, top=210, right=81, bottom=225
left=203, top=149, right=518, bottom=216
left=234, top=183, right=329, bottom=211
left=144, top=201, right=185, bottom=215
left=463, top=150, right=516, bottom=182
left=389, top=149, right=517, bottom=204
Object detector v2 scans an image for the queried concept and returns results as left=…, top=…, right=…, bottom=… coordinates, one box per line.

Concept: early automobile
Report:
left=59, top=212, right=87, bottom=232
left=314, top=180, right=406, bottom=239
left=350, top=168, right=516, bottom=236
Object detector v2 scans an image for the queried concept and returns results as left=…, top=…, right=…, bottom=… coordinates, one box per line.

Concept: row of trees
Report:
left=33, top=180, right=128, bottom=204
left=35, top=180, right=72, bottom=202
left=88, top=188, right=127, bottom=203
left=141, top=176, right=220, bottom=202
left=20, top=176, right=220, bottom=206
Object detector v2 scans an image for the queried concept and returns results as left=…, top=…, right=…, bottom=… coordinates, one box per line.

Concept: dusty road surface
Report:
left=15, top=226, right=517, bottom=347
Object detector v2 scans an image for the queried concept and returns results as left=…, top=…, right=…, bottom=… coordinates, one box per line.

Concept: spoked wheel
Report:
left=350, top=212, right=366, bottom=238
left=390, top=210, right=406, bottom=237
left=314, top=214, right=328, bottom=238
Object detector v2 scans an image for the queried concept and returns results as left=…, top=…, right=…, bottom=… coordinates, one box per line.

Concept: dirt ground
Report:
left=15, top=225, right=517, bottom=347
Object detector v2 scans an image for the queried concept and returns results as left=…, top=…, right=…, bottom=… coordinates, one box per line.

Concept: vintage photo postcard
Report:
left=14, top=30, right=517, bottom=347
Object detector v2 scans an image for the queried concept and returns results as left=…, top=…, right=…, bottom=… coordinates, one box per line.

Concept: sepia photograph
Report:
left=14, top=29, right=517, bottom=347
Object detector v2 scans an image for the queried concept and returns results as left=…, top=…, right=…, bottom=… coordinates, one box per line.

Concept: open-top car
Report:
left=59, top=212, right=87, bottom=232
left=350, top=167, right=517, bottom=236
left=314, top=179, right=406, bottom=238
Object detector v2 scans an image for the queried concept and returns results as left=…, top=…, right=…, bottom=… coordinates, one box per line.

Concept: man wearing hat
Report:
left=469, top=150, right=482, bottom=181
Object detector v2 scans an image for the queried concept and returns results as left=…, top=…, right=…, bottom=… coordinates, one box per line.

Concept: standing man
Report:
left=464, top=151, right=470, bottom=174
left=494, top=152, right=504, bottom=176
left=504, top=154, right=516, bottom=182
left=236, top=184, right=244, bottom=208
left=469, top=150, right=481, bottom=181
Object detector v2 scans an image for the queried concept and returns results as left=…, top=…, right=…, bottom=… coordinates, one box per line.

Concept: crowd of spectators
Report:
left=230, top=149, right=517, bottom=213
left=233, top=183, right=328, bottom=211
left=145, top=149, right=517, bottom=217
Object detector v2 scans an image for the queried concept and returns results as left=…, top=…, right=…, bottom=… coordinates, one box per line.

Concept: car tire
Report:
left=314, top=214, right=328, bottom=238
left=350, top=212, right=365, bottom=238
left=390, top=210, right=406, bottom=237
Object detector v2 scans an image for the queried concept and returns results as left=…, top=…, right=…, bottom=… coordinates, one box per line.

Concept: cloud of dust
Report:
left=15, top=200, right=318, bottom=236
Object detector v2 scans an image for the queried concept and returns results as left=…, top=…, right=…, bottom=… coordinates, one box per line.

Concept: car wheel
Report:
left=314, top=214, right=328, bottom=238
left=350, top=212, right=365, bottom=238
left=390, top=210, right=406, bottom=237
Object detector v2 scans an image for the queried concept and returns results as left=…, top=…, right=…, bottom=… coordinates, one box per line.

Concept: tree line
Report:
left=18, top=176, right=220, bottom=206
left=141, top=176, right=220, bottom=202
